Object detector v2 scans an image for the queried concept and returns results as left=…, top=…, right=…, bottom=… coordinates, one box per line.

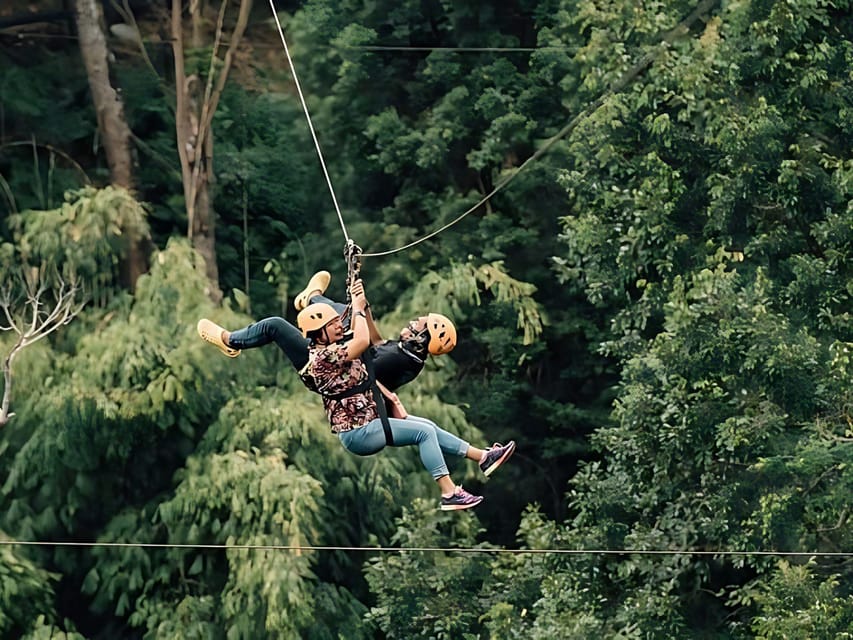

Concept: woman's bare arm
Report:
left=343, top=279, right=371, bottom=360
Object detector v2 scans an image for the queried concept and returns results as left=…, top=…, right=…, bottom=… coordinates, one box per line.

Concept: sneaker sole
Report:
left=482, top=441, right=516, bottom=477
left=294, top=271, right=331, bottom=311
left=440, top=497, right=484, bottom=511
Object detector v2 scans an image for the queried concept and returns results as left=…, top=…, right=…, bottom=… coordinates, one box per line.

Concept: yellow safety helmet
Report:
left=297, top=302, right=340, bottom=338
left=426, top=313, right=456, bottom=355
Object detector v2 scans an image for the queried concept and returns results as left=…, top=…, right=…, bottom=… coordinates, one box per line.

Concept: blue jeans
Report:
left=338, top=414, right=469, bottom=479
left=225, top=296, right=345, bottom=370
left=227, top=317, right=310, bottom=370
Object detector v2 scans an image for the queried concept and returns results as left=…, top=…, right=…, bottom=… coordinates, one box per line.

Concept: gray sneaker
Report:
left=440, top=486, right=484, bottom=511
left=479, top=441, right=516, bottom=477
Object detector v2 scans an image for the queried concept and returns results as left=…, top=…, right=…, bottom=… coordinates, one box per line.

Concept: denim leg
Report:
left=226, top=316, right=309, bottom=370
left=338, top=416, right=469, bottom=479
left=403, top=414, right=470, bottom=459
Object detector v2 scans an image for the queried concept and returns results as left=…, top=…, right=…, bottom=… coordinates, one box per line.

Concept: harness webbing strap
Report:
left=321, top=347, right=394, bottom=446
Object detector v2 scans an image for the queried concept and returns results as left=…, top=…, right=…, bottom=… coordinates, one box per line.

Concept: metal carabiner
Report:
left=345, top=239, right=362, bottom=283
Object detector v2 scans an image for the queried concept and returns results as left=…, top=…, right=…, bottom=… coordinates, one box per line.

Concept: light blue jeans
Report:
left=338, top=414, right=470, bottom=479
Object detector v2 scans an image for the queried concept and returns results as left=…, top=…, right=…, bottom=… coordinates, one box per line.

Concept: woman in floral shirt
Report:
left=296, top=278, right=515, bottom=511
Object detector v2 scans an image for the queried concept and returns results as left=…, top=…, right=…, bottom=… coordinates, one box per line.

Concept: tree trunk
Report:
left=171, top=0, right=253, bottom=304
left=172, top=0, right=222, bottom=302
left=74, top=0, right=148, bottom=291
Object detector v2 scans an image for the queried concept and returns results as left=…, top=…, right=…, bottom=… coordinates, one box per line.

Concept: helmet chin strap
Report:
left=312, top=323, right=332, bottom=345
left=321, top=323, right=338, bottom=344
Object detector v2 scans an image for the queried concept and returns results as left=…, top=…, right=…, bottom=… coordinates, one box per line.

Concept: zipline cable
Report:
left=0, top=31, right=573, bottom=52
left=267, top=0, right=350, bottom=243
left=361, top=0, right=720, bottom=258
left=341, top=45, right=571, bottom=52
left=0, top=540, right=851, bottom=557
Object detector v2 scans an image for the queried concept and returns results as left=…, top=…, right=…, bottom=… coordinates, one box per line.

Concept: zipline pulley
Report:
left=342, top=239, right=363, bottom=312
left=345, top=240, right=362, bottom=285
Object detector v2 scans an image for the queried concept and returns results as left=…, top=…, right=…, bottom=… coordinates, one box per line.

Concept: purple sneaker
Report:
left=479, top=441, right=516, bottom=477
left=440, top=486, right=484, bottom=511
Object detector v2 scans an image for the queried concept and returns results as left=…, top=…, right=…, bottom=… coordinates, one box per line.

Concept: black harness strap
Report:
left=321, top=347, right=394, bottom=446
left=314, top=242, right=393, bottom=444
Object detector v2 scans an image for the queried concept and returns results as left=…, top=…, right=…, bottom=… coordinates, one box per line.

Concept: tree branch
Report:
left=0, top=267, right=87, bottom=427
left=171, top=0, right=194, bottom=236
left=199, top=0, right=253, bottom=139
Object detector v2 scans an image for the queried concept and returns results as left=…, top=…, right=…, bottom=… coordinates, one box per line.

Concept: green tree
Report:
left=503, top=0, right=853, bottom=634
left=364, top=500, right=494, bottom=640
left=1, top=238, right=253, bottom=634
left=1, top=186, right=147, bottom=426
left=0, top=539, right=61, bottom=638
left=750, top=561, right=853, bottom=639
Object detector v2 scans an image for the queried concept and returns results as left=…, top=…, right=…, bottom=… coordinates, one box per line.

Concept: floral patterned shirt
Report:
left=305, top=342, right=378, bottom=433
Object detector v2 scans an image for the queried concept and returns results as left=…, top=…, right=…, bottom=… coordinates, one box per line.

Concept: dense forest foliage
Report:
left=1, top=0, right=851, bottom=637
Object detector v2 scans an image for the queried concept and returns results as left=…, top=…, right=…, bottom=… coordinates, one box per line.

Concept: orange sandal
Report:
left=196, top=319, right=241, bottom=358
left=294, top=270, right=331, bottom=311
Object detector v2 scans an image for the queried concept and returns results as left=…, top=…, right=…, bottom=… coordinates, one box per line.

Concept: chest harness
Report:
left=300, top=241, right=395, bottom=445
left=302, top=347, right=394, bottom=446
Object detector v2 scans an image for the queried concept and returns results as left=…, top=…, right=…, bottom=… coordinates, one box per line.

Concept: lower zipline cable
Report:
left=0, top=540, right=850, bottom=557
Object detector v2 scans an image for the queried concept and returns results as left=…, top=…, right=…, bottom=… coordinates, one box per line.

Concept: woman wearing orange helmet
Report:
left=296, top=278, right=514, bottom=511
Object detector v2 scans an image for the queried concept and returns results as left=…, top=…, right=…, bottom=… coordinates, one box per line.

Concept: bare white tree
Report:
left=0, top=266, right=88, bottom=427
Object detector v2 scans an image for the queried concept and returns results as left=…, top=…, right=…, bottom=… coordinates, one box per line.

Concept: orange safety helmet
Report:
left=297, top=302, right=340, bottom=338
left=426, top=313, right=456, bottom=355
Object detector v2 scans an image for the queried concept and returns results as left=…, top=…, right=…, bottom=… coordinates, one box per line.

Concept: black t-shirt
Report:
left=371, top=341, right=425, bottom=391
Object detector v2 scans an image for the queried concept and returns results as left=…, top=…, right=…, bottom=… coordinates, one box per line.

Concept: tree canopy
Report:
left=1, top=0, right=851, bottom=637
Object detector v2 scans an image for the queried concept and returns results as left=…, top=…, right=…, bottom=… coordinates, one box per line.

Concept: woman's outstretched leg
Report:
left=338, top=416, right=484, bottom=510
left=225, top=317, right=310, bottom=370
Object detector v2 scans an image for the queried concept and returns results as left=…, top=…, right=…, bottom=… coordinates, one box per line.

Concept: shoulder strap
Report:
left=319, top=347, right=394, bottom=446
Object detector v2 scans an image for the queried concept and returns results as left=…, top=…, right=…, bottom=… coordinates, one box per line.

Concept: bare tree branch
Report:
left=0, top=267, right=87, bottom=427
left=169, top=0, right=252, bottom=302
left=199, top=0, right=252, bottom=143
left=0, top=286, right=22, bottom=334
